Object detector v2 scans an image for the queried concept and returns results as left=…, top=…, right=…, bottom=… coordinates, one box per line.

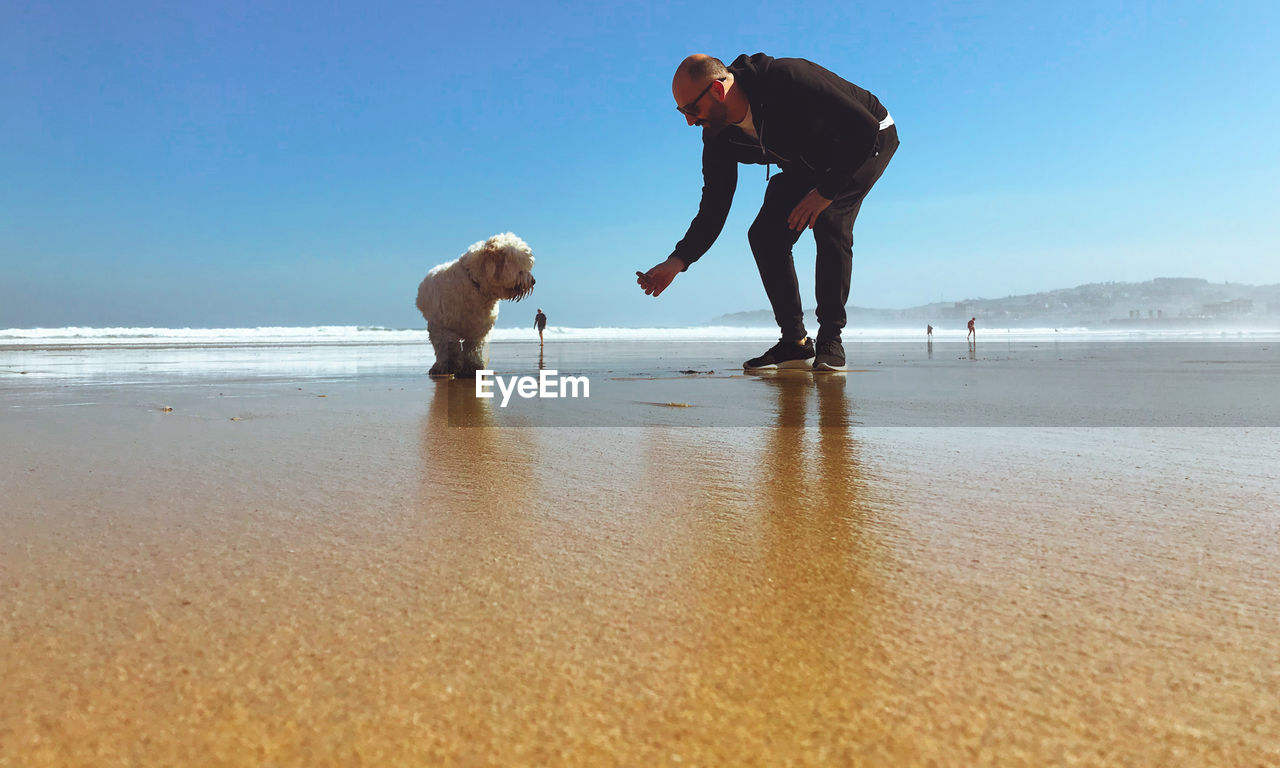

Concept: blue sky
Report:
left=2, top=0, right=1277, bottom=328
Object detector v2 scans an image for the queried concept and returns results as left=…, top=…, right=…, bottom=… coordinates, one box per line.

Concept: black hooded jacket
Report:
left=669, top=53, right=891, bottom=268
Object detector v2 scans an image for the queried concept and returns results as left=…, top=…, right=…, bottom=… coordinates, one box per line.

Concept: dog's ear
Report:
left=482, top=246, right=503, bottom=279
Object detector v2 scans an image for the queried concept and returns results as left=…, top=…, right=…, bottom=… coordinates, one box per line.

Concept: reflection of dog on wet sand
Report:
left=415, top=233, right=536, bottom=379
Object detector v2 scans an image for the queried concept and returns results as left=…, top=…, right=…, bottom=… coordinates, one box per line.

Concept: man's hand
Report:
left=636, top=257, right=684, bottom=297
left=787, top=189, right=832, bottom=231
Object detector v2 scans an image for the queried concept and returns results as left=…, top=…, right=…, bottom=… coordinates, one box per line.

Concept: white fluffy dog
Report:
left=415, top=232, right=536, bottom=378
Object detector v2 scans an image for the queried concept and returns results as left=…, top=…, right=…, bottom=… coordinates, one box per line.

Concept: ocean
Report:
left=4, top=324, right=1279, bottom=348
left=3, top=325, right=1278, bottom=427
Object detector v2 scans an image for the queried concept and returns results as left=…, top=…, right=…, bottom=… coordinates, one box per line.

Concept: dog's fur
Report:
left=415, top=232, right=535, bottom=378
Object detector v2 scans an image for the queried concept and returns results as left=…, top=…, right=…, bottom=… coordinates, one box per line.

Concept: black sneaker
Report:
left=744, top=337, right=815, bottom=370
left=812, top=337, right=846, bottom=371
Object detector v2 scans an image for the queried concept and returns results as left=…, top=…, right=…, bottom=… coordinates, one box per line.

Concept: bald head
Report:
left=673, top=54, right=728, bottom=91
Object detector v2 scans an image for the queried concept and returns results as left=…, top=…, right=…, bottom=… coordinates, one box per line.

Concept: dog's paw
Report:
left=428, top=361, right=455, bottom=379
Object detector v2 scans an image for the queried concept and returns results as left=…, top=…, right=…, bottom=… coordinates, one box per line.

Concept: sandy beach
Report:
left=2, top=338, right=1278, bottom=766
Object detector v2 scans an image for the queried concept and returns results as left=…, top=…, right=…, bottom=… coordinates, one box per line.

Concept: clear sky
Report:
left=3, top=0, right=1277, bottom=328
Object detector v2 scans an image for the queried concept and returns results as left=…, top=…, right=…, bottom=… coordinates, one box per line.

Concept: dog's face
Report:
left=474, top=233, right=536, bottom=302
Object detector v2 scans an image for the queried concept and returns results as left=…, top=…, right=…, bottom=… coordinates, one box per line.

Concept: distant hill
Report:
left=710, top=278, right=1280, bottom=329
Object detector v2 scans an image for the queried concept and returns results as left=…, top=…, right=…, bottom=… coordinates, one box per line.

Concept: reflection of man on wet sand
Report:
left=754, top=374, right=861, bottom=499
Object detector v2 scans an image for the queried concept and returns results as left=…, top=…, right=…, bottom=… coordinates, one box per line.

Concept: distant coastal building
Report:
left=1202, top=299, right=1253, bottom=317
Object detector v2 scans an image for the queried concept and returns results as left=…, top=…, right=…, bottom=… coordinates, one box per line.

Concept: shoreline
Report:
left=6, top=340, right=1278, bottom=428
left=4, top=324, right=1280, bottom=351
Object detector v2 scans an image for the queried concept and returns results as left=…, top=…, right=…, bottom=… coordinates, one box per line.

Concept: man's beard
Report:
left=697, top=102, right=732, bottom=136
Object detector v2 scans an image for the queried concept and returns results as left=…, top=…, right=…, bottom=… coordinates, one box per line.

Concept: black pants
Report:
left=747, top=125, right=898, bottom=342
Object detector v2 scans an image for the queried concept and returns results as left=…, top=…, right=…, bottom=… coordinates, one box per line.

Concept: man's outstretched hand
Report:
left=636, top=257, right=684, bottom=297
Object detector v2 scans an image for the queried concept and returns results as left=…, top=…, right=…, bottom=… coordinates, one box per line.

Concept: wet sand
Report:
left=2, top=340, right=1278, bottom=765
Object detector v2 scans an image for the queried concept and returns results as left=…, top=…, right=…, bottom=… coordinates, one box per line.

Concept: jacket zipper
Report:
left=758, top=112, right=770, bottom=180
left=728, top=113, right=815, bottom=179
left=727, top=135, right=779, bottom=179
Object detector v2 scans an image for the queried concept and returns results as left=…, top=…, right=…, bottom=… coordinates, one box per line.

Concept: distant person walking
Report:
left=927, top=324, right=933, bottom=339
left=535, top=309, right=547, bottom=344
left=967, top=317, right=976, bottom=342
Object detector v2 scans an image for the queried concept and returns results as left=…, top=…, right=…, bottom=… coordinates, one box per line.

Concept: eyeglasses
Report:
left=677, top=77, right=725, bottom=116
